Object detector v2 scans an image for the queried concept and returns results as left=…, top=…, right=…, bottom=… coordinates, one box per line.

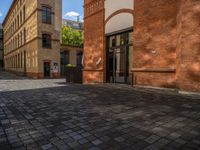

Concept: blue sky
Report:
left=0, top=0, right=84, bottom=23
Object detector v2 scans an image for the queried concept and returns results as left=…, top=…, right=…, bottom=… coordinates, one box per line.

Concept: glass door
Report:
left=44, top=62, right=51, bottom=77
left=106, top=30, right=133, bottom=84
left=114, top=46, right=128, bottom=83
left=109, top=46, right=129, bottom=83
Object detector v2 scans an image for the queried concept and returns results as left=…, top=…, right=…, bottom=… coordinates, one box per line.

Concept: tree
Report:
left=61, top=26, right=83, bottom=47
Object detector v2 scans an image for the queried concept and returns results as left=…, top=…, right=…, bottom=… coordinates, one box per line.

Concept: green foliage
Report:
left=61, top=26, right=83, bottom=47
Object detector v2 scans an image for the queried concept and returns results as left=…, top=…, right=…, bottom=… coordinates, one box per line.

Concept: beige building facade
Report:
left=3, top=0, right=62, bottom=78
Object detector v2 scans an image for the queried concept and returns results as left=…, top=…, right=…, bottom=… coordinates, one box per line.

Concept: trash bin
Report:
left=66, top=66, right=83, bottom=83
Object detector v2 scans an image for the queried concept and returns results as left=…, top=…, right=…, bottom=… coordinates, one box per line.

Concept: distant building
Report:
left=60, top=44, right=83, bottom=76
left=62, top=19, right=83, bottom=31
left=3, top=0, right=62, bottom=78
left=0, top=24, right=3, bottom=68
left=61, top=19, right=83, bottom=77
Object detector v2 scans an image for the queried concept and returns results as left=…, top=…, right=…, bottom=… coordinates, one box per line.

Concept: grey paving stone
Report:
left=68, top=141, right=80, bottom=148
left=169, top=132, right=181, bottom=139
left=99, top=134, right=109, bottom=139
left=81, top=132, right=91, bottom=137
left=88, top=147, right=101, bottom=150
left=92, top=139, right=102, bottom=146
left=41, top=143, right=54, bottom=150
left=114, top=137, right=125, bottom=142
left=143, top=144, right=159, bottom=150
left=78, top=138, right=89, bottom=144
left=72, top=134, right=83, bottom=140
left=0, top=71, right=200, bottom=149
left=87, top=136, right=97, bottom=142
left=145, top=135, right=160, bottom=144
left=63, top=137, right=74, bottom=143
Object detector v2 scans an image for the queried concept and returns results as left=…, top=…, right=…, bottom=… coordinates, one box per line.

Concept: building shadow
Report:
left=0, top=84, right=200, bottom=149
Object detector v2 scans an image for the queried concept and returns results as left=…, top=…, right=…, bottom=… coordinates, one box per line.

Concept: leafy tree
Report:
left=61, top=26, right=83, bottom=47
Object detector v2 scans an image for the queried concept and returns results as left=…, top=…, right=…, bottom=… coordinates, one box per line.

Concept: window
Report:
left=18, top=34, right=20, bottom=48
left=23, top=6, right=25, bottom=21
left=21, top=52, right=22, bottom=68
left=20, top=11, right=22, bottom=25
left=15, top=19, right=16, bottom=31
left=0, top=30, right=2, bottom=38
left=42, top=34, right=51, bottom=48
left=18, top=54, right=20, bottom=68
left=0, top=41, right=3, bottom=50
left=42, top=6, right=51, bottom=24
left=24, top=28, right=26, bottom=43
left=15, top=36, right=17, bottom=48
left=20, top=31, right=22, bottom=46
left=17, top=15, right=19, bottom=28
left=76, top=51, right=83, bottom=67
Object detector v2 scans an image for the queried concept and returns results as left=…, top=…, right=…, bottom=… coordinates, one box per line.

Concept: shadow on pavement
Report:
left=0, top=84, right=200, bottom=149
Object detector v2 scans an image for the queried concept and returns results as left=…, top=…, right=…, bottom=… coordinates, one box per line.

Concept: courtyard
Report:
left=0, top=71, right=200, bottom=150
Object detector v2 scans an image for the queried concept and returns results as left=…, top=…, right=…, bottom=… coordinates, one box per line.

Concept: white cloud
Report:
left=64, top=11, right=84, bottom=22
left=0, top=12, right=3, bottom=17
left=64, top=11, right=80, bottom=18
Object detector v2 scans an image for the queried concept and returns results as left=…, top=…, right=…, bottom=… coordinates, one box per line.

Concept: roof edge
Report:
left=2, top=0, right=17, bottom=26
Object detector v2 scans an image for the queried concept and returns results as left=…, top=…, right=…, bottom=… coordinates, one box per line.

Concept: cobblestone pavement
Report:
left=0, top=71, right=200, bottom=150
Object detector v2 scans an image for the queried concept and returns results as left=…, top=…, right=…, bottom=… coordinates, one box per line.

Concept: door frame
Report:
left=43, top=60, right=51, bottom=78
left=24, top=51, right=26, bottom=75
left=108, top=45, right=129, bottom=84
left=106, top=29, right=133, bottom=84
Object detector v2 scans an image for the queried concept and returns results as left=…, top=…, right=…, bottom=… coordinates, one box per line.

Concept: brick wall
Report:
left=132, top=0, right=200, bottom=92
left=83, top=0, right=105, bottom=83
left=176, top=0, right=200, bottom=92
left=84, top=0, right=200, bottom=92
left=133, top=0, right=179, bottom=88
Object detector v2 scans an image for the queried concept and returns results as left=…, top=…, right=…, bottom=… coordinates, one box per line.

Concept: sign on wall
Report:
left=53, top=62, right=59, bottom=73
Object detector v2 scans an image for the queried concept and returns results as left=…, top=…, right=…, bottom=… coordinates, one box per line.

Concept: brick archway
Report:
left=105, top=9, right=134, bottom=25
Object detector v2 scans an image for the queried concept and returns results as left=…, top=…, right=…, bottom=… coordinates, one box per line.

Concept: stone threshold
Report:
left=179, top=91, right=200, bottom=97
left=134, top=85, right=200, bottom=97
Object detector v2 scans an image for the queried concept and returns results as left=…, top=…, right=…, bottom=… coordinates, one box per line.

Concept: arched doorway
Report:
left=105, top=0, right=134, bottom=84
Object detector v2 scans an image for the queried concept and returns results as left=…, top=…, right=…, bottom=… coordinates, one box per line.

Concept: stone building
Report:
left=0, top=24, right=3, bottom=68
left=62, top=19, right=83, bottom=31
left=3, top=0, right=62, bottom=78
left=83, top=0, right=200, bottom=92
left=61, top=19, right=84, bottom=76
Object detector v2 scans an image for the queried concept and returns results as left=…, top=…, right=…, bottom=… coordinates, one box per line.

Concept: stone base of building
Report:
left=83, top=70, right=104, bottom=84
left=83, top=70, right=200, bottom=93
left=5, top=70, right=61, bottom=79
left=26, top=72, right=61, bottom=79
left=132, top=72, right=177, bottom=89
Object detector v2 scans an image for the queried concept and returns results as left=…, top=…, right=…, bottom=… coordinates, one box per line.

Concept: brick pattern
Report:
left=84, top=0, right=104, bottom=18
left=134, top=0, right=200, bottom=92
left=83, top=0, right=105, bottom=83
left=176, top=0, right=200, bottom=92
left=133, top=0, right=178, bottom=88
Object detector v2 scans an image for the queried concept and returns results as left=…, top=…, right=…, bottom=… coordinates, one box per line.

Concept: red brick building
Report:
left=83, top=0, right=200, bottom=92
